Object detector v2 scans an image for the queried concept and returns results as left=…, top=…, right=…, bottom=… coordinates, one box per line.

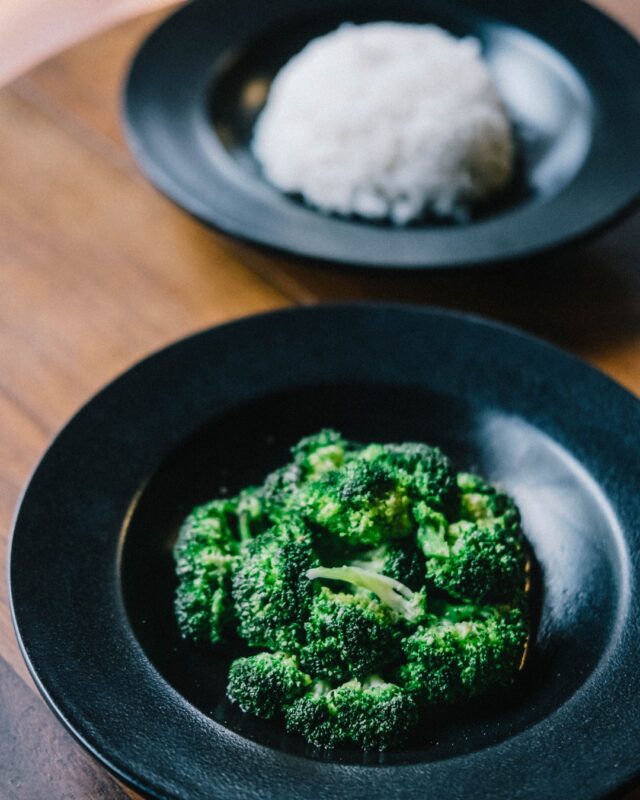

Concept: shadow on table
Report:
left=222, top=209, right=640, bottom=357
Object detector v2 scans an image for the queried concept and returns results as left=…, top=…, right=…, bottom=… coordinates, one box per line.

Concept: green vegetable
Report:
left=227, top=652, right=312, bottom=718
left=173, top=498, right=246, bottom=647
left=253, top=462, right=303, bottom=523
left=349, top=539, right=425, bottom=590
left=398, top=606, right=528, bottom=704
left=306, top=565, right=427, bottom=623
left=296, top=459, right=415, bottom=547
left=231, top=516, right=317, bottom=652
left=359, top=441, right=458, bottom=514
left=417, top=478, right=527, bottom=603
left=285, top=676, right=419, bottom=750
left=173, top=431, right=531, bottom=751
left=457, top=472, right=520, bottom=524
left=291, top=428, right=358, bottom=479
left=300, top=586, right=401, bottom=682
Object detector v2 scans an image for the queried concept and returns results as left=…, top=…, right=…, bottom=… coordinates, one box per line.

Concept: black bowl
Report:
left=123, top=0, right=640, bottom=269
left=10, top=304, right=640, bottom=798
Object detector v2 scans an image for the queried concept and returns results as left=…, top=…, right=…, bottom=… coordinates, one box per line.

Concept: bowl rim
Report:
left=121, top=0, right=640, bottom=270
left=9, top=303, right=640, bottom=799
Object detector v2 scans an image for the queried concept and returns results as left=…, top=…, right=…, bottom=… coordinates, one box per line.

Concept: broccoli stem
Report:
left=306, top=565, right=424, bottom=622
left=238, top=513, right=254, bottom=542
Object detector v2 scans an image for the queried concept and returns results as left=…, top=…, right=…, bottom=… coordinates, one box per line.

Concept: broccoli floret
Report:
left=419, top=511, right=527, bottom=603
left=297, top=460, right=414, bottom=547
left=398, top=606, right=528, bottom=705
left=174, top=431, right=532, bottom=752
left=173, top=498, right=246, bottom=646
left=350, top=539, right=425, bottom=590
left=232, top=517, right=317, bottom=651
left=360, top=441, right=458, bottom=514
left=457, top=473, right=519, bottom=525
left=234, top=485, right=274, bottom=539
left=227, top=652, right=312, bottom=719
left=300, top=587, right=401, bottom=682
left=251, top=462, right=303, bottom=523
left=236, top=430, right=358, bottom=527
left=174, top=573, right=235, bottom=647
left=306, top=565, right=427, bottom=623
left=291, top=428, right=359, bottom=480
left=285, top=676, right=419, bottom=750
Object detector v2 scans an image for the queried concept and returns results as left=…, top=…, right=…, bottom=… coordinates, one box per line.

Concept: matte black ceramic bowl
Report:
left=10, top=304, right=640, bottom=799
left=123, top=0, right=640, bottom=270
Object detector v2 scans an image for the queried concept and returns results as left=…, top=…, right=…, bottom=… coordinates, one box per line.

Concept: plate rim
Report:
left=9, top=302, right=640, bottom=800
left=121, top=0, right=640, bottom=271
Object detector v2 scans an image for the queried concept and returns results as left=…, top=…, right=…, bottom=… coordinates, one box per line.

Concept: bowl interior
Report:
left=121, top=382, right=625, bottom=764
left=210, top=2, right=592, bottom=224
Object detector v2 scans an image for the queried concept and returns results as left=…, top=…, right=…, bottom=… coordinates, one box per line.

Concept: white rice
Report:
left=252, top=22, right=514, bottom=224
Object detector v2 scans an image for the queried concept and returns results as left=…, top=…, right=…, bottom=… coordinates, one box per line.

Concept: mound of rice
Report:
left=252, top=22, right=514, bottom=225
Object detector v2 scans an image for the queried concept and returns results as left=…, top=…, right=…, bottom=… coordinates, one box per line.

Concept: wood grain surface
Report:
left=1, top=2, right=639, bottom=797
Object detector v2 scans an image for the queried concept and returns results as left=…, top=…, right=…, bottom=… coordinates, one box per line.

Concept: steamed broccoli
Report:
left=359, top=441, right=458, bottom=514
left=243, top=462, right=303, bottom=525
left=235, top=430, right=356, bottom=527
left=173, top=430, right=532, bottom=752
left=173, top=498, right=246, bottom=646
left=285, top=676, right=419, bottom=750
left=300, top=587, right=401, bottom=682
left=416, top=493, right=527, bottom=603
left=296, top=459, right=414, bottom=547
left=232, top=517, right=317, bottom=652
left=292, top=428, right=358, bottom=479
left=306, top=565, right=427, bottom=624
left=398, top=606, right=528, bottom=705
left=457, top=472, right=519, bottom=524
left=234, top=485, right=275, bottom=539
left=299, top=564, right=430, bottom=681
left=227, top=652, right=312, bottom=718
left=350, top=538, right=425, bottom=590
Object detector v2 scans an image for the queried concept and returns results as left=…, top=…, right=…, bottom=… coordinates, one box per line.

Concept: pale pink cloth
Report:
left=0, top=0, right=181, bottom=87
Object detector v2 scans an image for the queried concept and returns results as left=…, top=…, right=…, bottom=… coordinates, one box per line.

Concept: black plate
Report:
left=9, top=304, right=640, bottom=799
left=122, top=0, right=640, bottom=270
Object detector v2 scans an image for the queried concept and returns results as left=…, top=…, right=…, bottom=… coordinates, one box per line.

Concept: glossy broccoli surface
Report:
left=285, top=676, right=419, bottom=749
left=359, top=441, right=458, bottom=514
left=398, top=606, right=529, bottom=704
left=232, top=517, right=318, bottom=652
left=350, top=538, right=426, bottom=590
left=296, top=459, right=415, bottom=547
left=173, top=430, right=531, bottom=751
left=227, top=652, right=312, bottom=718
left=292, top=428, right=357, bottom=479
left=173, top=498, right=245, bottom=647
left=417, top=472, right=527, bottom=603
left=299, top=586, right=402, bottom=682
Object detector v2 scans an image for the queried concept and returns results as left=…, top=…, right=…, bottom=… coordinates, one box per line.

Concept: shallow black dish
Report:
left=122, top=0, right=640, bottom=270
left=10, top=304, right=640, bottom=799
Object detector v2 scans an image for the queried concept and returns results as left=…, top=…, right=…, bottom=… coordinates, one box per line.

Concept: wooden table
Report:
left=0, top=2, right=638, bottom=797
